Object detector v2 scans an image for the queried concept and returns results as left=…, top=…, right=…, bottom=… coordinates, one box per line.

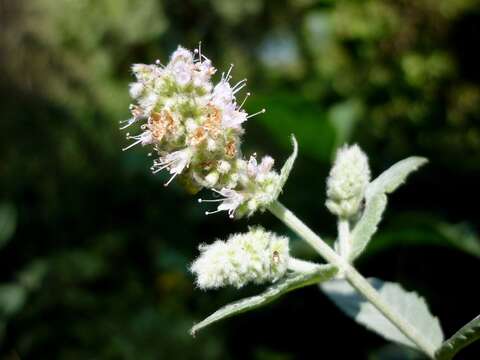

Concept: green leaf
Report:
left=365, top=157, right=428, bottom=201
left=0, top=203, right=17, bottom=250
left=321, top=278, right=443, bottom=350
left=350, top=157, right=428, bottom=261
left=349, top=194, right=387, bottom=261
left=191, top=264, right=338, bottom=336
left=274, top=134, right=298, bottom=199
left=435, top=315, right=480, bottom=360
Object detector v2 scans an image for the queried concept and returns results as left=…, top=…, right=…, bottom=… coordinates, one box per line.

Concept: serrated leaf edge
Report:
left=435, top=315, right=480, bottom=360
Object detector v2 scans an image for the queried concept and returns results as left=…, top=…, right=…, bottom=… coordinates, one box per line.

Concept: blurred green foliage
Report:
left=1, top=0, right=479, bottom=358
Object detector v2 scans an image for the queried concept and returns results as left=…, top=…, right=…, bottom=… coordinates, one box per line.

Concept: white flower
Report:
left=258, top=156, right=275, bottom=174
left=170, top=46, right=194, bottom=64
left=190, top=227, right=290, bottom=289
left=220, top=104, right=247, bottom=129
left=192, top=58, right=216, bottom=88
left=122, top=130, right=154, bottom=151
left=247, top=155, right=274, bottom=179
left=129, top=82, right=144, bottom=99
left=168, top=46, right=195, bottom=86
left=326, top=144, right=371, bottom=218
left=217, top=160, right=231, bottom=174
left=199, top=188, right=244, bottom=218
left=205, top=172, right=219, bottom=187
left=212, top=81, right=234, bottom=107
left=206, top=138, right=218, bottom=152
left=132, top=63, right=160, bottom=82
left=152, top=148, right=192, bottom=186
left=172, top=62, right=192, bottom=86
left=138, top=92, right=159, bottom=115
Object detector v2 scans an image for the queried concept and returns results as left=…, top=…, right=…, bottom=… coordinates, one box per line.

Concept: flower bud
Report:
left=326, top=144, right=370, bottom=218
left=190, top=227, right=290, bottom=289
left=205, top=171, right=219, bottom=186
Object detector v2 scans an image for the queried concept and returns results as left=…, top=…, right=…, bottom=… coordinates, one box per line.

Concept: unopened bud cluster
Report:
left=190, top=227, right=290, bottom=289
left=122, top=46, right=287, bottom=218
left=326, top=144, right=371, bottom=218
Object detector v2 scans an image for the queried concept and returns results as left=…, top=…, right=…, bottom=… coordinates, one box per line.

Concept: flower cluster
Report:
left=122, top=45, right=288, bottom=218
left=326, top=144, right=371, bottom=218
left=190, top=227, right=290, bottom=289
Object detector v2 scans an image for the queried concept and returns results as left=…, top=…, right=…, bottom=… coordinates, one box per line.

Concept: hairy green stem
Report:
left=337, top=219, right=350, bottom=261
left=268, top=200, right=437, bottom=358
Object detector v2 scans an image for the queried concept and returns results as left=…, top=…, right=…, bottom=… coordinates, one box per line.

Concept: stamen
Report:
left=232, top=79, right=247, bottom=91
left=226, top=64, right=234, bottom=79
left=238, top=92, right=251, bottom=109
left=122, top=139, right=143, bottom=151
left=232, top=83, right=247, bottom=95
left=151, top=163, right=171, bottom=174
left=247, top=108, right=266, bottom=119
left=205, top=209, right=223, bottom=215
left=198, top=198, right=223, bottom=203
left=119, top=118, right=137, bottom=130
left=164, top=172, right=179, bottom=187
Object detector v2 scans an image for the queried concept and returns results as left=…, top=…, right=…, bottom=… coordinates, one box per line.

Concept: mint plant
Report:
left=120, top=45, right=479, bottom=359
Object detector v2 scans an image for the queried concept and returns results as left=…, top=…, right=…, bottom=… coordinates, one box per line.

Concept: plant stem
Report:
left=337, top=219, right=350, bottom=260
left=267, top=200, right=436, bottom=359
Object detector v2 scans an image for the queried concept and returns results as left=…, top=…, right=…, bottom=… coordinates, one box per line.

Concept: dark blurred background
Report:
left=1, top=0, right=479, bottom=359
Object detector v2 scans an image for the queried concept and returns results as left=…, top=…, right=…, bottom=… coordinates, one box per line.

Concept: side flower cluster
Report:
left=325, top=144, right=371, bottom=218
left=122, top=45, right=290, bottom=218
left=190, top=227, right=290, bottom=289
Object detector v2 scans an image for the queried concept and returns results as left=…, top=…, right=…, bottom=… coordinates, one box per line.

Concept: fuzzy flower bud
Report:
left=326, top=144, right=370, bottom=218
left=190, top=227, right=290, bottom=289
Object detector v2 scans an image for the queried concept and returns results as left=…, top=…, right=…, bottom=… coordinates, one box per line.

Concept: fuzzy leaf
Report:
left=321, top=278, right=443, bottom=350
left=274, top=134, right=298, bottom=199
left=191, top=264, right=337, bottom=336
left=435, top=315, right=480, bottom=360
left=349, top=194, right=387, bottom=261
left=350, top=157, right=428, bottom=261
left=365, top=157, right=428, bottom=201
